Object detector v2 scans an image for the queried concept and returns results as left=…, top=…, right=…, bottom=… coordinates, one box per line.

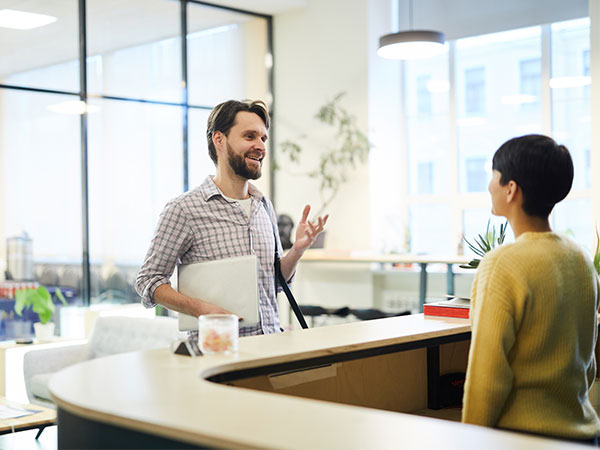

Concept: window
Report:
left=0, top=1, right=272, bottom=315
left=464, top=67, right=485, bottom=115
left=372, top=19, right=591, bottom=259
left=551, top=18, right=590, bottom=190
left=417, top=162, right=433, bottom=194
left=465, top=157, right=487, bottom=193
left=519, top=58, right=541, bottom=108
left=416, top=75, right=432, bottom=115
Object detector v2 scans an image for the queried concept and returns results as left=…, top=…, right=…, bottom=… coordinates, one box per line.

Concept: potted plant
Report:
left=276, top=92, right=371, bottom=246
left=460, top=220, right=508, bottom=269
left=15, top=285, right=67, bottom=340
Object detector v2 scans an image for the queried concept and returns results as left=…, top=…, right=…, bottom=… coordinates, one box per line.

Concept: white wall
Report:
left=273, top=0, right=370, bottom=250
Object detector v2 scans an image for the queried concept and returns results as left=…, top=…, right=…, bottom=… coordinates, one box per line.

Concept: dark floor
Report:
left=0, top=425, right=57, bottom=450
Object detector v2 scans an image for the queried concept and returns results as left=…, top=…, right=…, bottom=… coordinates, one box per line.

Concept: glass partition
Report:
left=188, top=3, right=270, bottom=106
left=87, top=99, right=183, bottom=303
left=0, top=0, right=79, bottom=92
left=86, top=0, right=182, bottom=103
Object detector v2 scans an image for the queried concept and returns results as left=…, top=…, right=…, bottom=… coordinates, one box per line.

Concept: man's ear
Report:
left=212, top=131, right=225, bottom=150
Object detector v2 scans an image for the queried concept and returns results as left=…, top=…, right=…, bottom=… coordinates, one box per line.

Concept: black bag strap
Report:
left=261, top=199, right=309, bottom=329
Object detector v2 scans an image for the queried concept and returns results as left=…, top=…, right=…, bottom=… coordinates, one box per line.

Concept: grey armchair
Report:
left=23, top=315, right=185, bottom=408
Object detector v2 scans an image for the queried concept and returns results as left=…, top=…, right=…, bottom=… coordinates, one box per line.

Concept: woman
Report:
left=462, top=134, right=600, bottom=445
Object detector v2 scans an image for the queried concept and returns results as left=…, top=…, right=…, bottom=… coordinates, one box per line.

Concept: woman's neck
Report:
left=508, top=212, right=551, bottom=239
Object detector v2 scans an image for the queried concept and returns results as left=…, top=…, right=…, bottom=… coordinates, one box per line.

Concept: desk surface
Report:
left=0, top=398, right=55, bottom=433
left=300, top=249, right=470, bottom=265
left=50, top=315, right=580, bottom=449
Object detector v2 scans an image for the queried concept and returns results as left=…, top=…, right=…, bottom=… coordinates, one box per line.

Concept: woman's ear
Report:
left=506, top=180, right=520, bottom=204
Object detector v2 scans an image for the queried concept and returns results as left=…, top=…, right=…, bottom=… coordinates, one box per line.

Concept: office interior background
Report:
left=0, top=0, right=596, bottom=335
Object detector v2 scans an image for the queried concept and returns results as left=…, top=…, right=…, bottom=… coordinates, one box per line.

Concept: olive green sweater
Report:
left=462, top=232, right=600, bottom=439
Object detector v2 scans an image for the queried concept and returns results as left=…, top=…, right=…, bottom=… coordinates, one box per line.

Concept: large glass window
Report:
left=88, top=99, right=183, bottom=302
left=0, top=1, right=272, bottom=336
left=188, top=4, right=270, bottom=106
left=0, top=0, right=79, bottom=92
left=374, top=18, right=592, bottom=259
left=188, top=107, right=214, bottom=188
left=86, top=0, right=181, bottom=103
left=405, top=47, right=450, bottom=196
left=0, top=91, right=82, bottom=261
left=551, top=18, right=590, bottom=191
left=456, top=27, right=542, bottom=195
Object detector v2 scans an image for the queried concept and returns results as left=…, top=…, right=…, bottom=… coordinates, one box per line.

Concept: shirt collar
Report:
left=200, top=175, right=264, bottom=202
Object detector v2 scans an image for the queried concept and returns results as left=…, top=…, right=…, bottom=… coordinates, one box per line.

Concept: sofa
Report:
left=23, top=315, right=185, bottom=408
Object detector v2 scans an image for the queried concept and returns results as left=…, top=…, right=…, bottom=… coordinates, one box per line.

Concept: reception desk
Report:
left=50, top=315, right=582, bottom=449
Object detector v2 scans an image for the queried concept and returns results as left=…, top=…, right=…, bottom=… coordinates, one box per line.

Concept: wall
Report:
left=273, top=0, right=370, bottom=250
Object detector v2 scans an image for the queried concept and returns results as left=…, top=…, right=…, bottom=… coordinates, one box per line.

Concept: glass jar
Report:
left=197, top=314, right=238, bottom=355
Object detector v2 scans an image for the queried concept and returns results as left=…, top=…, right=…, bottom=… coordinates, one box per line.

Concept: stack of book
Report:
left=423, top=297, right=470, bottom=319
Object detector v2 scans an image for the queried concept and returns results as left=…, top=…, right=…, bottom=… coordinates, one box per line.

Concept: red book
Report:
left=424, top=297, right=470, bottom=319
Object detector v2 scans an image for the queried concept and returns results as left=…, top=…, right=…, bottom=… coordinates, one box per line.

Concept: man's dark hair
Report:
left=206, top=99, right=270, bottom=165
left=492, top=134, right=573, bottom=217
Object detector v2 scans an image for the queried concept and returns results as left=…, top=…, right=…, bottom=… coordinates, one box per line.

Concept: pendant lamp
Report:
left=377, top=0, right=446, bottom=60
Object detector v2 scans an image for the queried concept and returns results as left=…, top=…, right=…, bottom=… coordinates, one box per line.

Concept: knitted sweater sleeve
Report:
left=462, top=251, right=522, bottom=426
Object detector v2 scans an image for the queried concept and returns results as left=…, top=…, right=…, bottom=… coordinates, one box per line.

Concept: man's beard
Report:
left=227, top=143, right=262, bottom=180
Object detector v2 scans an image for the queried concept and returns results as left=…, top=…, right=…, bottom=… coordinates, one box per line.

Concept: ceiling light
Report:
left=0, top=9, right=57, bottom=30
left=378, top=0, right=445, bottom=60
left=47, top=101, right=99, bottom=115
left=549, top=76, right=591, bottom=89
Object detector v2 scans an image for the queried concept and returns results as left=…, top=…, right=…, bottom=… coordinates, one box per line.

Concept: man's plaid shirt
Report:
left=135, top=176, right=284, bottom=336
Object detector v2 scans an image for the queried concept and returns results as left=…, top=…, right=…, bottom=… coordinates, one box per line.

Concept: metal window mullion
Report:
left=448, top=41, right=462, bottom=248
left=267, top=15, right=275, bottom=205
left=79, top=0, right=90, bottom=305
left=541, top=24, right=552, bottom=136
left=181, top=0, right=189, bottom=193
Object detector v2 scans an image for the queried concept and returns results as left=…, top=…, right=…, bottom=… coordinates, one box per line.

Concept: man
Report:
left=135, top=99, right=328, bottom=336
left=462, top=134, right=600, bottom=444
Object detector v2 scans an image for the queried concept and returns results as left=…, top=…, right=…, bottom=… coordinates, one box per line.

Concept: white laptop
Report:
left=177, top=254, right=259, bottom=331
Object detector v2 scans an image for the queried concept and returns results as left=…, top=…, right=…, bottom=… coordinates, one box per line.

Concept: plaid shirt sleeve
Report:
left=135, top=199, right=192, bottom=307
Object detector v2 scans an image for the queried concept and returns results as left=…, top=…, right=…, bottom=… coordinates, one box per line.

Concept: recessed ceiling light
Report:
left=0, top=9, right=57, bottom=30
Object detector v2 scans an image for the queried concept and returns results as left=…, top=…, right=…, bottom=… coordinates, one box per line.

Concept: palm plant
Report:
left=460, top=220, right=508, bottom=269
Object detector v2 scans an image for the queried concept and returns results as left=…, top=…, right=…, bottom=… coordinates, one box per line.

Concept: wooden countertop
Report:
left=49, top=315, right=580, bottom=449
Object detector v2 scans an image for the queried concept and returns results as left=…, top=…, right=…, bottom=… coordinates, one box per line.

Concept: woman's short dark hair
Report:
left=206, top=99, right=270, bottom=165
left=492, top=134, right=573, bottom=218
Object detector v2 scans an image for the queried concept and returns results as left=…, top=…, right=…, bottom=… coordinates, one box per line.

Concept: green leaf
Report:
left=37, top=285, right=51, bottom=302
left=14, top=289, right=28, bottom=317
left=55, top=287, right=68, bottom=306
left=12, top=285, right=58, bottom=324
